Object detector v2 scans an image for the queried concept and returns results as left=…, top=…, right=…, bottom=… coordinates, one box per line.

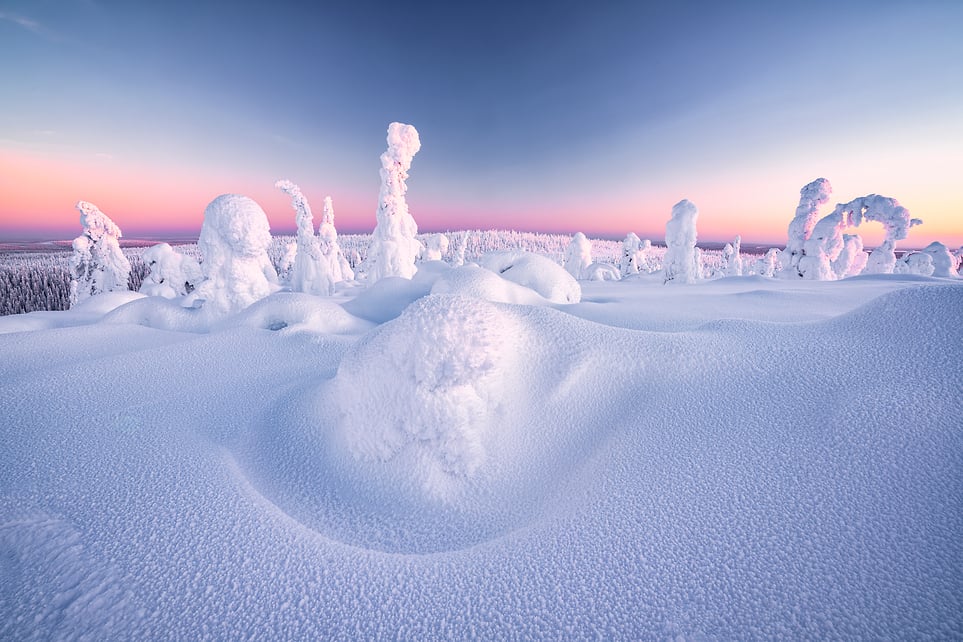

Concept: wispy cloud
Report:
left=0, top=11, right=59, bottom=41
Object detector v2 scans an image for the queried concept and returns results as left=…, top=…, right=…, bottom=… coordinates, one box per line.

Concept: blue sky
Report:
left=2, top=0, right=962, bottom=245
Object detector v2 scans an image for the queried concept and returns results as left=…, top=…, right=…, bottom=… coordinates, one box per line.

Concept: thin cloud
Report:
left=0, top=11, right=59, bottom=41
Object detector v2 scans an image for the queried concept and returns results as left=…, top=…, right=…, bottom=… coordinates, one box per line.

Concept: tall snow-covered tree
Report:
left=69, top=200, right=131, bottom=307
left=723, top=235, right=743, bottom=276
left=363, top=122, right=423, bottom=282
left=620, top=233, right=642, bottom=277
left=275, top=179, right=333, bottom=296
left=663, top=199, right=700, bottom=284
left=318, top=196, right=354, bottom=282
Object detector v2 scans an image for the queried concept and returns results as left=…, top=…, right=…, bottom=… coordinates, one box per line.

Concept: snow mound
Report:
left=478, top=251, right=581, bottom=303
left=332, top=295, right=522, bottom=500
left=216, top=293, right=371, bottom=335
left=430, top=264, right=551, bottom=305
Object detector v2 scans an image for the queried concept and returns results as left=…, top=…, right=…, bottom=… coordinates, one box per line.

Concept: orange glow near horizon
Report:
left=3, top=149, right=962, bottom=249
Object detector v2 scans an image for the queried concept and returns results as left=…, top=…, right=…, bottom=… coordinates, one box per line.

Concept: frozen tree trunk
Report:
left=663, top=199, right=700, bottom=284
left=831, top=234, right=868, bottom=279
left=276, top=179, right=333, bottom=296
left=363, top=122, right=423, bottom=282
left=69, top=201, right=131, bottom=307
left=564, top=232, right=593, bottom=280
left=780, top=178, right=832, bottom=277
left=319, top=196, right=354, bottom=283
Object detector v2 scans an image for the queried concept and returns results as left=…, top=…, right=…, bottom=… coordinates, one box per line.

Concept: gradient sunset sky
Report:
left=2, top=0, right=961, bottom=247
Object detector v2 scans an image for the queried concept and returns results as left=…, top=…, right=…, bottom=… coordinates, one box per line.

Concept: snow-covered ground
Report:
left=1, top=269, right=961, bottom=639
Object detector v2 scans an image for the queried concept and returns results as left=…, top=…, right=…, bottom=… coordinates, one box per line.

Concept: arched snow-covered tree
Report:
left=276, top=179, right=333, bottom=296
left=363, top=122, right=423, bottom=282
left=69, top=201, right=131, bottom=307
left=663, top=199, right=700, bottom=284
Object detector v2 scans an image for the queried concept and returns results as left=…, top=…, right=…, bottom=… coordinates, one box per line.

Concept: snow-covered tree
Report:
left=452, top=231, right=470, bottom=267
left=185, top=194, right=278, bottom=315
left=663, top=199, right=700, bottom=284
left=275, top=179, right=333, bottom=296
left=780, top=178, right=832, bottom=276
left=620, top=233, right=643, bottom=277
left=564, top=232, right=593, bottom=280
left=754, top=248, right=780, bottom=278
left=69, top=200, right=131, bottom=307
left=422, top=233, right=450, bottom=262
left=895, top=251, right=934, bottom=276
left=139, top=243, right=202, bottom=299
left=798, top=194, right=921, bottom=279
left=363, top=122, right=423, bottom=282
left=723, top=235, right=743, bottom=276
left=318, top=196, right=354, bottom=282
left=920, top=241, right=957, bottom=277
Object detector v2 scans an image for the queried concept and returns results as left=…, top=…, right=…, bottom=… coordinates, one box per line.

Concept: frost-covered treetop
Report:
left=786, top=178, right=832, bottom=252
left=383, top=122, right=421, bottom=175
left=199, top=194, right=273, bottom=257
left=76, top=200, right=123, bottom=241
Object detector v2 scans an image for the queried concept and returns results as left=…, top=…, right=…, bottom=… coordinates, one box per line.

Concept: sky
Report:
left=1, top=0, right=962, bottom=247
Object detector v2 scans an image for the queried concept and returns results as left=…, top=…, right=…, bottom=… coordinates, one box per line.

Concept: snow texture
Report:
left=1, top=267, right=962, bottom=640
left=662, top=199, right=700, bottom=284
left=363, top=123, right=423, bottom=282
left=69, top=200, right=131, bottom=306
left=184, top=194, right=279, bottom=316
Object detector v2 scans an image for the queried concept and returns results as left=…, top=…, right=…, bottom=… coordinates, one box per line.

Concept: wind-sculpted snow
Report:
left=478, top=251, right=581, bottom=303
left=1, top=276, right=961, bottom=639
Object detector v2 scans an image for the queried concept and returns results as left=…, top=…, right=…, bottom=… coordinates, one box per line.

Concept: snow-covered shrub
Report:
left=620, top=233, right=642, bottom=277
left=422, top=233, right=450, bottom=262
left=69, top=201, right=131, bottom=307
left=139, top=243, right=202, bottom=299
left=333, top=295, right=523, bottom=500
left=478, top=251, right=581, bottom=303
left=363, top=122, right=423, bottom=282
left=185, top=194, right=278, bottom=316
left=662, top=199, right=700, bottom=284
left=564, top=232, right=593, bottom=280
left=319, top=196, right=354, bottom=283
left=780, top=178, right=832, bottom=277
left=275, top=179, right=333, bottom=296
left=723, top=235, right=743, bottom=276
left=894, top=252, right=934, bottom=276
left=920, top=241, right=957, bottom=277
left=753, top=248, right=780, bottom=278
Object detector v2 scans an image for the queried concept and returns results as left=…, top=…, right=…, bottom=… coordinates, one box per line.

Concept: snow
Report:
left=69, top=200, right=131, bottom=306
left=275, top=179, right=334, bottom=296
left=139, top=242, right=202, bottom=299
left=2, top=248, right=962, bottom=639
